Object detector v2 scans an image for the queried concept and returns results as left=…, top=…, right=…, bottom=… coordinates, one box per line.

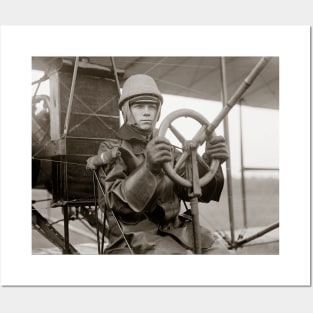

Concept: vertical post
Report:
left=110, top=57, right=121, bottom=97
left=62, top=57, right=79, bottom=253
left=62, top=155, right=70, bottom=254
left=219, top=57, right=235, bottom=245
left=239, top=100, right=248, bottom=228
left=64, top=56, right=79, bottom=136
left=189, top=197, right=202, bottom=254
left=186, top=146, right=202, bottom=254
left=63, top=205, right=70, bottom=254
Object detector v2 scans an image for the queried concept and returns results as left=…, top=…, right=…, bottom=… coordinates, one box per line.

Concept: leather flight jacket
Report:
left=97, top=124, right=224, bottom=254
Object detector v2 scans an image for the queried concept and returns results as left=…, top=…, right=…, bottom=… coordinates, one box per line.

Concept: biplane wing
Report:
left=32, top=56, right=279, bottom=110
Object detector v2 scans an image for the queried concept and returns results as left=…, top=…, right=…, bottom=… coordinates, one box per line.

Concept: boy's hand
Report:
left=146, top=137, right=172, bottom=174
left=204, top=135, right=229, bottom=164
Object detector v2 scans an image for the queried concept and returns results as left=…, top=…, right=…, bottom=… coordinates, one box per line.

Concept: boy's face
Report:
left=130, top=102, right=158, bottom=131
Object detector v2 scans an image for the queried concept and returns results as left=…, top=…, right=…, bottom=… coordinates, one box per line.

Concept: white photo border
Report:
left=0, top=25, right=311, bottom=286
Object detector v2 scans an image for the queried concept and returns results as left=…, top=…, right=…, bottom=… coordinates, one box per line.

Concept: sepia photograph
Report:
left=31, top=56, right=279, bottom=256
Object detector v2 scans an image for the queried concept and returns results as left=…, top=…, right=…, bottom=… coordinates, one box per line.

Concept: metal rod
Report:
left=92, top=173, right=101, bottom=254
left=205, top=57, right=272, bottom=136
left=186, top=147, right=202, bottom=254
left=189, top=197, right=202, bottom=254
left=64, top=135, right=114, bottom=141
left=33, top=80, right=41, bottom=97
left=239, top=101, right=248, bottom=228
left=235, top=222, right=279, bottom=247
left=66, top=112, right=120, bottom=118
left=110, top=57, right=121, bottom=97
left=93, top=170, right=134, bottom=254
left=32, top=74, right=48, bottom=85
left=64, top=56, right=79, bottom=136
left=220, top=57, right=236, bottom=244
left=243, top=167, right=279, bottom=171
left=62, top=155, right=71, bottom=254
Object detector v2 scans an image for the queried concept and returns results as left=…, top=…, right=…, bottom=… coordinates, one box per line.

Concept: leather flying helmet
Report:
left=118, top=74, right=163, bottom=109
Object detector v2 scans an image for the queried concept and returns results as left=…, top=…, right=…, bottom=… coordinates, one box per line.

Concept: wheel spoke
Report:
left=169, top=123, right=186, bottom=145
left=197, top=154, right=210, bottom=172
left=174, top=151, right=189, bottom=171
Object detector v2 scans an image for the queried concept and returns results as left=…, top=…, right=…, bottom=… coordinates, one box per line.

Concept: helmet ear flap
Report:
left=121, top=108, right=127, bottom=122
left=156, top=104, right=162, bottom=122
left=121, top=100, right=136, bottom=125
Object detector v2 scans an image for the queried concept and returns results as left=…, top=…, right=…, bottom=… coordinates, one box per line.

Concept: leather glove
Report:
left=86, top=147, right=121, bottom=170
left=86, top=155, right=102, bottom=170
left=145, top=137, right=172, bottom=174
left=204, top=135, right=229, bottom=164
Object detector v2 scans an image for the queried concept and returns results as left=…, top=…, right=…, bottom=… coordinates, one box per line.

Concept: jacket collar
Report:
left=117, top=123, right=152, bottom=143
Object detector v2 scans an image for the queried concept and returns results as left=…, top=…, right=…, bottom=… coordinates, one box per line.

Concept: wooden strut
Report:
left=61, top=57, right=79, bottom=253
left=32, top=208, right=79, bottom=254
left=64, top=56, right=79, bottom=136
left=220, top=57, right=236, bottom=244
left=110, top=57, right=121, bottom=97
left=185, top=142, right=202, bottom=254
left=234, top=222, right=279, bottom=247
